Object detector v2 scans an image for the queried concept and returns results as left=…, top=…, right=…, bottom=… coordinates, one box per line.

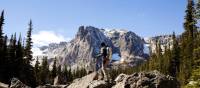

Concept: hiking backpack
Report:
left=102, top=46, right=109, bottom=58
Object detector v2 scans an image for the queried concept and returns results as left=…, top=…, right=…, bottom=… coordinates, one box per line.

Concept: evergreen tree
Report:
left=40, top=57, right=50, bottom=85
left=19, top=20, right=36, bottom=87
left=15, top=34, right=24, bottom=76
left=68, top=67, right=73, bottom=82
left=193, top=47, right=200, bottom=68
left=179, top=0, right=198, bottom=85
left=0, top=10, right=5, bottom=82
left=162, top=45, right=171, bottom=75
left=7, top=34, right=16, bottom=79
left=34, top=57, right=40, bottom=85
left=51, top=57, right=57, bottom=79
left=156, top=40, right=162, bottom=71
left=0, top=35, right=8, bottom=83
left=0, top=10, right=4, bottom=48
left=24, top=20, right=33, bottom=64
left=169, top=32, right=180, bottom=77
left=57, top=65, right=62, bottom=76
left=50, top=57, right=57, bottom=84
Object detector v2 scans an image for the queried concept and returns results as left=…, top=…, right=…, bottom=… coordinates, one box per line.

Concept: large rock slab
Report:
left=0, top=82, right=8, bottom=88
left=112, top=70, right=180, bottom=88
left=67, top=72, right=109, bottom=88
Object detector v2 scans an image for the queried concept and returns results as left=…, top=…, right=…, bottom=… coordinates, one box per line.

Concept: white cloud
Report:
left=32, top=30, right=71, bottom=47
left=32, top=30, right=71, bottom=57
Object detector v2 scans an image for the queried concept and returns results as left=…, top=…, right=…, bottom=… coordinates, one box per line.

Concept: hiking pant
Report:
left=102, top=57, right=110, bottom=81
left=96, top=57, right=102, bottom=71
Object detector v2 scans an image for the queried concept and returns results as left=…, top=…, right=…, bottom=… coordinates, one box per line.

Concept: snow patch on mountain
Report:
left=102, top=29, right=128, bottom=37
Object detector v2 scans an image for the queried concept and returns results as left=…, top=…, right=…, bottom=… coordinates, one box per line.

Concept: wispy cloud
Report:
left=32, top=30, right=71, bottom=47
left=32, top=30, right=71, bottom=56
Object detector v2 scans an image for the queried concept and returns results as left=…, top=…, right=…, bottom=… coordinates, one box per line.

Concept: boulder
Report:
left=67, top=72, right=110, bottom=88
left=112, top=70, right=180, bottom=88
left=37, top=85, right=68, bottom=88
left=88, top=80, right=108, bottom=88
left=0, top=82, right=8, bottom=88
left=10, top=78, right=30, bottom=88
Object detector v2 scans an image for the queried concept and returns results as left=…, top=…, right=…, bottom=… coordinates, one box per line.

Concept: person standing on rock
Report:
left=102, top=43, right=112, bottom=81
left=94, top=42, right=112, bottom=81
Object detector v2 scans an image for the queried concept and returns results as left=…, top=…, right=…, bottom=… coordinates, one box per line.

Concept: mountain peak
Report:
left=33, top=26, right=147, bottom=70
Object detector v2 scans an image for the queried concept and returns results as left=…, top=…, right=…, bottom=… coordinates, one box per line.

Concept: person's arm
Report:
left=95, top=48, right=103, bottom=58
left=109, top=47, right=112, bottom=60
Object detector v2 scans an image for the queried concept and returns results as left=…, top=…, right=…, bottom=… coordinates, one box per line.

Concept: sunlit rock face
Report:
left=145, top=35, right=174, bottom=54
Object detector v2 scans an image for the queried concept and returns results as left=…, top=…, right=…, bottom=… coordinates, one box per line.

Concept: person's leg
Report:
left=102, top=58, right=109, bottom=81
left=94, top=57, right=102, bottom=80
left=96, top=58, right=100, bottom=71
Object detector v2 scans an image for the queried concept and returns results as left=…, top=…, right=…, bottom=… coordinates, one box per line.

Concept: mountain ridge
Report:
left=32, top=26, right=173, bottom=70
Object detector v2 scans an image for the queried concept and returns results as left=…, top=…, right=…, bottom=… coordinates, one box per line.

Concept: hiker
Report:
left=100, top=42, right=112, bottom=81
left=93, top=42, right=112, bottom=80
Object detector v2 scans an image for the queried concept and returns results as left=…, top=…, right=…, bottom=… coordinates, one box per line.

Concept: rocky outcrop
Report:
left=37, top=85, right=68, bottom=88
left=67, top=72, right=110, bottom=88
left=10, top=78, right=30, bottom=88
left=7, top=70, right=179, bottom=88
left=0, top=82, right=8, bottom=88
left=112, top=70, right=180, bottom=88
left=67, top=70, right=179, bottom=88
left=103, top=29, right=145, bottom=61
left=145, top=35, right=174, bottom=54
left=119, top=31, right=144, bottom=61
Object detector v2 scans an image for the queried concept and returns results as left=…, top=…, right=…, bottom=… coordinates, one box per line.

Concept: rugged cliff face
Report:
left=103, top=29, right=145, bottom=61
left=145, top=35, right=173, bottom=54
left=33, top=26, right=146, bottom=69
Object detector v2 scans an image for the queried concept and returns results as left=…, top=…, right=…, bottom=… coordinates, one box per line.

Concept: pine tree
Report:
left=40, top=57, right=50, bottom=85
left=34, top=57, right=40, bottom=85
left=24, top=20, right=33, bottom=64
left=68, top=67, right=73, bottom=82
left=193, top=47, right=200, bottom=68
left=15, top=34, right=24, bottom=76
left=169, top=32, right=180, bottom=77
left=156, top=40, right=162, bottom=71
left=179, top=0, right=198, bottom=85
left=51, top=57, right=57, bottom=79
left=57, top=65, right=62, bottom=76
left=6, top=34, right=16, bottom=79
left=51, top=57, right=57, bottom=84
left=0, top=10, right=4, bottom=48
left=0, top=35, right=8, bottom=83
left=19, top=20, right=36, bottom=87
left=0, top=10, right=5, bottom=82
left=162, top=45, right=171, bottom=75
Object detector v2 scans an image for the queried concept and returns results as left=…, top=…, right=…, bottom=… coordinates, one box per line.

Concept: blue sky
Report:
left=0, top=0, right=187, bottom=42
